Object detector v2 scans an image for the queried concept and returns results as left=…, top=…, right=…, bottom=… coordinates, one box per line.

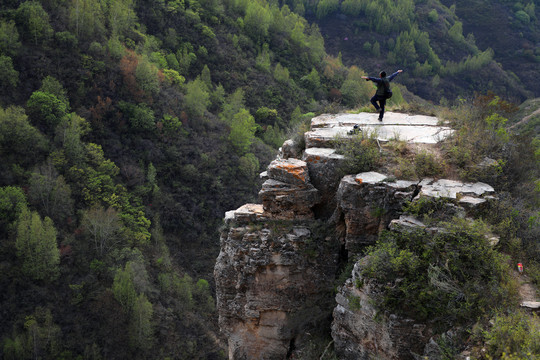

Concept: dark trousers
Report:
left=370, top=94, right=386, bottom=119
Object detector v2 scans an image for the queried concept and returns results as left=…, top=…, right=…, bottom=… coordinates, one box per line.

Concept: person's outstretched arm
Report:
left=388, top=69, right=403, bottom=81
left=361, top=76, right=381, bottom=83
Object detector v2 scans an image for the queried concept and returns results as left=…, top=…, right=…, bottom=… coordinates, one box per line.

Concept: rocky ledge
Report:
left=214, top=112, right=496, bottom=359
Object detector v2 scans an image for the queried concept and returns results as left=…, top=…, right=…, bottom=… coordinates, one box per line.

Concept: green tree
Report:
left=316, top=0, right=340, bottom=19
left=448, top=21, right=465, bottom=44
left=119, top=101, right=156, bottom=132
left=273, top=63, right=290, bottom=84
left=39, top=76, right=69, bottom=105
left=238, top=153, right=260, bottom=177
left=0, top=106, right=48, bottom=168
left=0, top=20, right=22, bottom=57
left=112, top=262, right=137, bottom=311
left=290, top=18, right=306, bottom=47
left=4, top=307, right=61, bottom=360
left=16, top=208, right=60, bottom=281
left=68, top=0, right=106, bottom=40
left=56, top=113, right=90, bottom=165
left=28, top=161, right=74, bottom=224
left=136, top=56, right=160, bottom=96
left=254, top=106, right=279, bottom=125
left=244, top=1, right=272, bottom=42
left=129, top=294, right=154, bottom=350
left=26, top=91, right=69, bottom=134
left=228, top=108, right=257, bottom=154
left=193, top=279, right=215, bottom=315
left=0, top=186, right=27, bottom=233
left=0, top=55, right=19, bottom=88
left=15, top=1, right=54, bottom=45
left=200, top=64, right=212, bottom=90
left=340, top=66, right=372, bottom=107
left=428, top=9, right=438, bottom=22
left=105, top=0, right=136, bottom=37
left=300, top=67, right=321, bottom=91
left=220, top=88, right=245, bottom=123
left=372, top=41, right=381, bottom=56
left=255, top=43, right=271, bottom=72
left=390, top=31, right=417, bottom=65
left=184, top=78, right=210, bottom=119
left=176, top=46, right=196, bottom=75
left=341, top=0, right=365, bottom=17
left=210, top=83, right=225, bottom=111
left=515, top=10, right=530, bottom=24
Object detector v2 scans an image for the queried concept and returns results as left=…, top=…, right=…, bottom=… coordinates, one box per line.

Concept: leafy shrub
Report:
left=335, top=132, right=381, bottom=175
left=444, top=94, right=519, bottom=186
left=428, top=9, right=439, bottom=22
left=478, top=311, right=540, bottom=358
left=403, top=196, right=460, bottom=223
left=394, top=158, right=416, bottom=179
left=360, top=218, right=519, bottom=328
left=414, top=150, right=445, bottom=178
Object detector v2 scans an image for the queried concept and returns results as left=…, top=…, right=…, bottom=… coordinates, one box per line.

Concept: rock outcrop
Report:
left=214, top=112, right=496, bottom=359
left=215, top=159, right=339, bottom=359
left=335, top=172, right=418, bottom=255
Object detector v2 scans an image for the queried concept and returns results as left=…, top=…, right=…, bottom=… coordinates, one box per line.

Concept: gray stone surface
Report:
left=389, top=215, right=427, bottom=231
left=417, top=179, right=495, bottom=199
left=305, top=112, right=453, bottom=147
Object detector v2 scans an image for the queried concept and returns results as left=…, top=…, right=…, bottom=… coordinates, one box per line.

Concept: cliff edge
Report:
left=214, top=112, right=497, bottom=359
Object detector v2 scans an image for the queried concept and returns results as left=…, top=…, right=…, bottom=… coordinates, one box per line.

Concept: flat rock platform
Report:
left=305, top=112, right=453, bottom=147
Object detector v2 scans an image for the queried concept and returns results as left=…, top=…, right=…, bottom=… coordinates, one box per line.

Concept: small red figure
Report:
left=517, top=263, right=523, bottom=275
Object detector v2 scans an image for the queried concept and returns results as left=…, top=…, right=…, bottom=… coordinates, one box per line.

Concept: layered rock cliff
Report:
left=214, top=112, right=496, bottom=359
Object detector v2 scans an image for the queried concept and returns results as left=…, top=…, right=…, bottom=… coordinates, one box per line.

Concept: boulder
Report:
left=280, top=139, right=302, bottom=159
left=266, top=158, right=311, bottom=187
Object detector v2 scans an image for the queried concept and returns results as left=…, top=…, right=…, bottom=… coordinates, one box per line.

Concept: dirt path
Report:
left=509, top=107, right=540, bottom=130
left=518, top=274, right=537, bottom=302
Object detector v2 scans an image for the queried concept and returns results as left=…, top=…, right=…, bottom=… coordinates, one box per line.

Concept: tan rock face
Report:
left=214, top=206, right=339, bottom=359
left=259, top=159, right=320, bottom=220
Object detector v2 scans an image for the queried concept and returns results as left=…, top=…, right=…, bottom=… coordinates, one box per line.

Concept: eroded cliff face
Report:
left=214, top=159, right=340, bottom=360
left=214, top=113, right=495, bottom=359
left=332, top=261, right=431, bottom=360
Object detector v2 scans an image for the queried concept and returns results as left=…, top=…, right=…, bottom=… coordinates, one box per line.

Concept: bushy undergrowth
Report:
left=474, top=311, right=540, bottom=359
left=335, top=131, right=381, bottom=175
left=414, top=150, right=446, bottom=178
left=360, top=218, right=519, bottom=329
left=443, top=94, right=537, bottom=190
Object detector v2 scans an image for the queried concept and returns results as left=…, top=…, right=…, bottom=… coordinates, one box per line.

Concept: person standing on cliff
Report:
left=362, top=69, right=403, bottom=121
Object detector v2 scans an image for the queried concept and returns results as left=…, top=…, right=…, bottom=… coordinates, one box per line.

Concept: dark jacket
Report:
left=367, top=71, right=401, bottom=96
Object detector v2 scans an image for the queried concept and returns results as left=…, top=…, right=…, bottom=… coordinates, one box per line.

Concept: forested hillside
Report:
left=299, top=0, right=540, bottom=103
left=0, top=0, right=538, bottom=359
